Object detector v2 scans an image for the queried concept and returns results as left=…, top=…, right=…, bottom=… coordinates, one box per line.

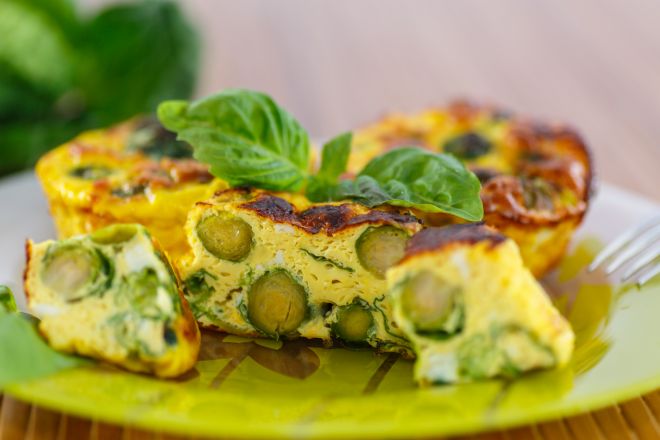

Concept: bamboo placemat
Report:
left=2, top=390, right=660, bottom=439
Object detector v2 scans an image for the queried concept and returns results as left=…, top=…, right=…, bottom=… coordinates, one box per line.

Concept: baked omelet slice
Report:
left=349, top=101, right=592, bottom=278
left=24, top=224, right=200, bottom=378
left=36, top=117, right=227, bottom=259
left=180, top=188, right=423, bottom=356
left=388, top=223, right=574, bottom=384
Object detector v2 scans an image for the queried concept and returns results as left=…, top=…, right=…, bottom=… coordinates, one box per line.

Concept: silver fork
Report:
left=588, top=216, right=660, bottom=286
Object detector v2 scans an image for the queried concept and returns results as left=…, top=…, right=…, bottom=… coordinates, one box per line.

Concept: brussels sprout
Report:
left=91, top=224, right=138, bottom=245
left=443, top=132, right=492, bottom=159
left=41, top=244, right=103, bottom=302
left=197, top=213, right=254, bottom=262
left=333, top=303, right=374, bottom=343
left=247, top=270, right=307, bottom=337
left=356, top=226, right=409, bottom=279
left=400, top=271, right=463, bottom=336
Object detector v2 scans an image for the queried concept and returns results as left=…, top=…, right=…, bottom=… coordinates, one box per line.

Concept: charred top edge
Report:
left=236, top=191, right=420, bottom=235
left=402, top=223, right=507, bottom=261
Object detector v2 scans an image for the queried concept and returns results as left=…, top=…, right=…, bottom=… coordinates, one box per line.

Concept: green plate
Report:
left=2, top=175, right=660, bottom=439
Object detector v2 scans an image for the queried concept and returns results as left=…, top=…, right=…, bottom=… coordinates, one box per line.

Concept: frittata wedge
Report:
left=24, top=224, right=200, bottom=378
left=350, top=101, right=592, bottom=277
left=388, top=223, right=574, bottom=384
left=36, top=117, right=227, bottom=258
left=181, top=188, right=422, bottom=356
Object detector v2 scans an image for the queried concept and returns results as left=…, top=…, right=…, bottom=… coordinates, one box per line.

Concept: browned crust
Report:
left=150, top=237, right=200, bottom=347
left=357, top=100, right=594, bottom=230
left=237, top=190, right=421, bottom=235
left=23, top=240, right=33, bottom=302
left=402, top=223, right=506, bottom=262
left=481, top=176, right=587, bottom=228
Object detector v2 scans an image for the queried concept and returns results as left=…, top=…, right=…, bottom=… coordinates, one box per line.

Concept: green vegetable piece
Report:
left=334, top=303, right=374, bottom=342
left=91, top=224, right=138, bottom=245
left=41, top=245, right=101, bottom=302
left=158, top=89, right=311, bottom=191
left=0, top=286, right=17, bottom=313
left=110, top=183, right=147, bottom=198
left=127, top=116, right=193, bottom=159
left=457, top=333, right=501, bottom=380
left=495, top=326, right=555, bottom=375
left=443, top=132, right=492, bottom=159
left=400, top=271, right=463, bottom=335
left=69, top=165, right=114, bottom=180
left=356, top=226, right=409, bottom=279
left=247, top=270, right=307, bottom=337
left=197, top=214, right=254, bottom=262
left=330, top=147, right=484, bottom=221
left=120, top=268, right=167, bottom=319
left=521, top=177, right=556, bottom=211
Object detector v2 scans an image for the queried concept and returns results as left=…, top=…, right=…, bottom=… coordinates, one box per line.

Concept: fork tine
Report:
left=588, top=217, right=660, bottom=272
left=622, top=247, right=660, bottom=282
left=637, top=264, right=660, bottom=287
left=604, top=227, right=660, bottom=274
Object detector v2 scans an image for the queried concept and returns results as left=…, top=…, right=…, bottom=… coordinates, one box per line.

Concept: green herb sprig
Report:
left=158, top=89, right=483, bottom=221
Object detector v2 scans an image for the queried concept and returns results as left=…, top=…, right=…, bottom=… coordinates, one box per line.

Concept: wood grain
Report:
left=3, top=0, right=660, bottom=438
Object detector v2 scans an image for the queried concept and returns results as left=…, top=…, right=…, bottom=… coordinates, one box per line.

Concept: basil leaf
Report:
left=0, top=314, right=88, bottom=387
left=158, top=89, right=311, bottom=191
left=0, top=286, right=88, bottom=387
left=331, top=148, right=484, bottom=221
left=306, top=132, right=352, bottom=202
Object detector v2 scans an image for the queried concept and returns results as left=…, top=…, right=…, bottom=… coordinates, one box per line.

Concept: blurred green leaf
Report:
left=0, top=0, right=76, bottom=93
left=79, top=0, right=200, bottom=124
left=0, top=0, right=200, bottom=177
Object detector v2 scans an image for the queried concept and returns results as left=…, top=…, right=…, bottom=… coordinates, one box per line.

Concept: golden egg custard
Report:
left=36, top=117, right=227, bottom=259
left=180, top=188, right=422, bottom=356
left=24, top=224, right=200, bottom=378
left=388, top=223, right=574, bottom=385
left=349, top=101, right=593, bottom=277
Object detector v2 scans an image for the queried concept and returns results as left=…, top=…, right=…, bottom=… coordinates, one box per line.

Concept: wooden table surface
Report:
left=2, top=0, right=659, bottom=438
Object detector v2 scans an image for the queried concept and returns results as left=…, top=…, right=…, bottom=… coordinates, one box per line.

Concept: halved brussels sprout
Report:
left=400, top=271, right=463, bottom=336
left=247, top=270, right=307, bottom=337
left=356, top=226, right=409, bottom=279
left=333, top=303, right=374, bottom=343
left=41, top=244, right=103, bottom=302
left=91, top=224, right=138, bottom=245
left=197, top=213, right=254, bottom=262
